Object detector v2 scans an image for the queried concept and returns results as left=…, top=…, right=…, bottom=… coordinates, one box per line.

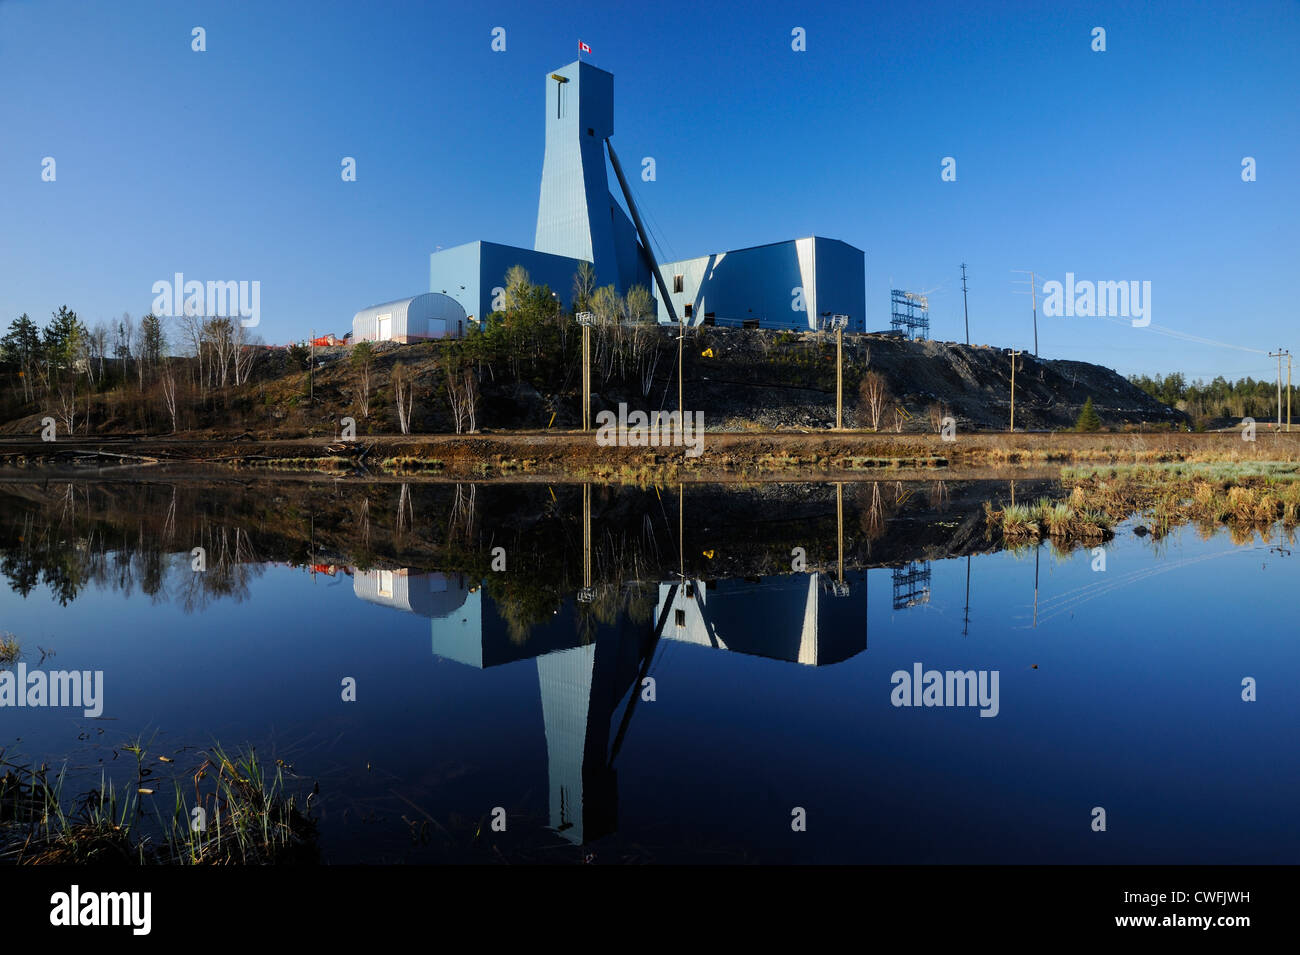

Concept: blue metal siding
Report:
left=533, top=60, right=645, bottom=298
left=657, top=237, right=865, bottom=331
left=609, top=200, right=651, bottom=294
left=431, top=241, right=586, bottom=322
left=478, top=242, right=584, bottom=316
left=535, top=62, right=616, bottom=268
left=429, top=242, right=486, bottom=324
left=812, top=237, right=867, bottom=332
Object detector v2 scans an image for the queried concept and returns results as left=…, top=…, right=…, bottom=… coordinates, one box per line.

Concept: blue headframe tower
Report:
left=534, top=61, right=660, bottom=309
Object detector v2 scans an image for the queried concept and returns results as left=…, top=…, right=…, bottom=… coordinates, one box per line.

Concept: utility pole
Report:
left=1270, top=349, right=1286, bottom=430
left=1009, top=349, right=1023, bottom=431
left=1030, top=271, right=1038, bottom=357
left=678, top=311, right=684, bottom=421
left=1033, top=543, right=1040, bottom=629
left=837, top=481, right=844, bottom=586
left=309, top=328, right=314, bottom=404
left=577, top=312, right=594, bottom=430
left=831, top=314, right=848, bottom=429
left=960, top=263, right=970, bottom=346
left=962, top=554, right=971, bottom=637
left=1011, top=271, right=1039, bottom=357
left=1289, top=352, right=1293, bottom=433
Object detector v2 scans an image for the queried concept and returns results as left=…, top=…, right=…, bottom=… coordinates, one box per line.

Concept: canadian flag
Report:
left=579, top=40, right=591, bottom=54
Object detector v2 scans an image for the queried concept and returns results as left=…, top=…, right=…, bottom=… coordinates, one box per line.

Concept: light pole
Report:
left=829, top=314, right=849, bottom=430
left=577, top=311, right=595, bottom=431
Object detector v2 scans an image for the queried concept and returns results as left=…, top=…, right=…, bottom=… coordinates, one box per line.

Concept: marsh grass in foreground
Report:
left=986, top=462, right=1300, bottom=543
left=983, top=498, right=1114, bottom=541
left=0, top=741, right=318, bottom=865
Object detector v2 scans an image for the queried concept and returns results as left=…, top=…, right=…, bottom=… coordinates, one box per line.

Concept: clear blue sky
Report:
left=1, top=0, right=1296, bottom=380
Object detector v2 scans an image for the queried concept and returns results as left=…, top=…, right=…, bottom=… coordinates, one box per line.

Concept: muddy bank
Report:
left=0, top=430, right=1296, bottom=482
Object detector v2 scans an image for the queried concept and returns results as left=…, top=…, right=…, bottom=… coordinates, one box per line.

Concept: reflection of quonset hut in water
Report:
left=353, top=569, right=475, bottom=618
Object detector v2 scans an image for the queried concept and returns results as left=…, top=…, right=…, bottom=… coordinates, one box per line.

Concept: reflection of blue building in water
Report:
left=358, top=568, right=866, bottom=845
left=655, top=573, right=866, bottom=667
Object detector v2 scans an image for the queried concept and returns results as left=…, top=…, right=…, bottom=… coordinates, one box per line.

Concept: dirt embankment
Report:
left=680, top=330, right=1181, bottom=431
left=0, top=430, right=1296, bottom=482
left=0, top=328, right=1179, bottom=440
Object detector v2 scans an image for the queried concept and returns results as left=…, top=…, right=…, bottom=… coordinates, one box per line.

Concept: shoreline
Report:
left=0, top=430, right=1296, bottom=483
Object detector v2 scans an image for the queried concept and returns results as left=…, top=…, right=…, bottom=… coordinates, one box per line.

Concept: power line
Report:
left=1092, top=314, right=1269, bottom=355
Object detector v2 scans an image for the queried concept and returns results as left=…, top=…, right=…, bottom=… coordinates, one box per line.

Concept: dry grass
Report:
left=985, top=498, right=1114, bottom=541
left=986, top=462, right=1300, bottom=542
left=0, top=742, right=318, bottom=865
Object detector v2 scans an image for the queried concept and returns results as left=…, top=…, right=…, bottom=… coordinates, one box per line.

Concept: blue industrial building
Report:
left=424, top=59, right=865, bottom=334
left=428, top=241, right=588, bottom=324
left=429, top=60, right=650, bottom=324
left=657, top=237, right=866, bottom=331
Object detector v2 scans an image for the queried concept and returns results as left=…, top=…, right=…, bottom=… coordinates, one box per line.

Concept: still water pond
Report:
left=0, top=479, right=1295, bottom=863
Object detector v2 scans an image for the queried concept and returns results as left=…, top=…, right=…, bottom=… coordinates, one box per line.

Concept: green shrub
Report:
left=1075, top=397, right=1102, bottom=432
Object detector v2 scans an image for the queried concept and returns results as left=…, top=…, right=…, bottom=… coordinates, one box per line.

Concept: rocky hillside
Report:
left=0, top=325, right=1181, bottom=439
left=658, top=328, right=1183, bottom=432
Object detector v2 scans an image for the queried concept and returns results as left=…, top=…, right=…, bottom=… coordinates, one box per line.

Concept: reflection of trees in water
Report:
left=0, top=482, right=263, bottom=610
left=0, top=478, right=1016, bottom=625
left=926, top=480, right=948, bottom=512
left=177, top=523, right=261, bottom=613
left=489, top=486, right=663, bottom=646
left=395, top=483, right=414, bottom=545
left=356, top=496, right=371, bottom=550
left=448, top=484, right=476, bottom=546
left=855, top=482, right=892, bottom=549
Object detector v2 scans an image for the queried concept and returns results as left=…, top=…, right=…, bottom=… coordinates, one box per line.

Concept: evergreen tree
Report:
left=1, top=314, right=41, bottom=368
left=42, top=306, right=85, bottom=372
left=1075, top=396, right=1103, bottom=432
left=1, top=314, right=42, bottom=400
left=139, top=313, right=166, bottom=365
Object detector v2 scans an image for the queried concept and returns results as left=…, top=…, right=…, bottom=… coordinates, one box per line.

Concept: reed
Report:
left=0, top=742, right=317, bottom=865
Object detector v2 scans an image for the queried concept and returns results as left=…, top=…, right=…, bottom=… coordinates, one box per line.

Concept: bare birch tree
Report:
left=350, top=341, right=373, bottom=419
left=161, top=360, right=179, bottom=433
left=858, top=371, right=890, bottom=432
left=392, top=361, right=414, bottom=434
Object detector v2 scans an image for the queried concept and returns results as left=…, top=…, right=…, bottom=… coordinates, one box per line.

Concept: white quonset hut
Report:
left=352, top=292, right=466, bottom=344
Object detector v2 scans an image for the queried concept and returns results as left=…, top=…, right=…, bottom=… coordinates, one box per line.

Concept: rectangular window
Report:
left=684, top=303, right=693, bottom=318
left=675, top=609, right=686, bottom=628
left=673, top=274, right=684, bottom=293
